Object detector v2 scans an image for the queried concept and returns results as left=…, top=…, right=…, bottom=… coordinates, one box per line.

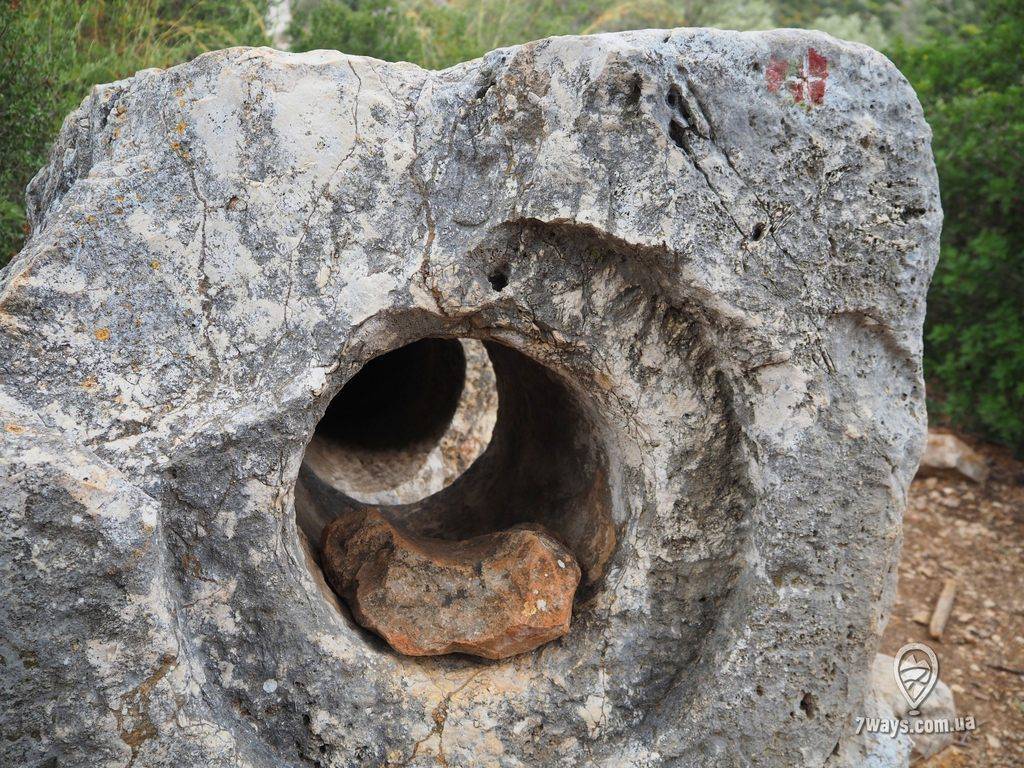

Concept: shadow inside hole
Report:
left=295, top=338, right=617, bottom=654
left=301, top=339, right=482, bottom=506
left=317, top=338, right=465, bottom=451
left=487, top=268, right=509, bottom=292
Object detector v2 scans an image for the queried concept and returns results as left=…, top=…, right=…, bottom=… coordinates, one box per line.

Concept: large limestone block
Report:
left=0, top=28, right=938, bottom=768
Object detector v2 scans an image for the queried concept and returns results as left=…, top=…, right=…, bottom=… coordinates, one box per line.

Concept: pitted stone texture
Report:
left=830, top=653, right=956, bottom=766
left=1, top=28, right=938, bottom=768
left=321, top=510, right=580, bottom=659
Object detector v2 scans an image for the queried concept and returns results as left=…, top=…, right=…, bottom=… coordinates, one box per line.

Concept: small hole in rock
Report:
left=488, top=269, right=509, bottom=292
left=800, top=692, right=817, bottom=718
left=626, top=73, right=643, bottom=109
left=751, top=222, right=766, bottom=241
left=668, top=119, right=688, bottom=150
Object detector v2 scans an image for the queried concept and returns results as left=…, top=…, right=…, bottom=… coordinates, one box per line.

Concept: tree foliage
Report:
left=890, top=0, right=1024, bottom=448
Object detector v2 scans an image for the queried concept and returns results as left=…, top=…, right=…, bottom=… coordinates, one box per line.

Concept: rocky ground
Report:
left=882, top=434, right=1024, bottom=767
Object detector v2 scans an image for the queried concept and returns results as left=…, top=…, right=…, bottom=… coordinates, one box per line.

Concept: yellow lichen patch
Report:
left=175, top=121, right=186, bottom=135
left=168, top=140, right=191, bottom=160
left=4, top=423, right=25, bottom=434
left=94, top=327, right=111, bottom=341
left=150, top=259, right=160, bottom=270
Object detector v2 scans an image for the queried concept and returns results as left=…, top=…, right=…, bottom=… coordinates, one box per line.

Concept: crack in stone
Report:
left=401, top=671, right=484, bottom=767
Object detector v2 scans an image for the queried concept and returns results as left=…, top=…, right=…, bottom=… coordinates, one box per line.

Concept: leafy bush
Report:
left=288, top=0, right=603, bottom=70
left=285, top=0, right=959, bottom=72
left=286, top=1, right=793, bottom=71
left=890, top=0, right=1024, bottom=449
left=288, top=0, right=426, bottom=63
left=0, top=0, right=269, bottom=265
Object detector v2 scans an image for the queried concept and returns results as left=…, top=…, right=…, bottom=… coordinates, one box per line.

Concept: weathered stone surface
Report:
left=0, top=28, right=938, bottom=768
left=917, top=431, right=989, bottom=484
left=321, top=509, right=580, bottom=658
left=830, top=657, right=914, bottom=768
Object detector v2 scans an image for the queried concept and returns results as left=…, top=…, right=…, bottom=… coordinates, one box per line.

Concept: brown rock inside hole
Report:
left=320, top=509, right=582, bottom=659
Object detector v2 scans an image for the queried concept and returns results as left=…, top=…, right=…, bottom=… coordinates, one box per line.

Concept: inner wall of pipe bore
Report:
left=302, top=338, right=498, bottom=505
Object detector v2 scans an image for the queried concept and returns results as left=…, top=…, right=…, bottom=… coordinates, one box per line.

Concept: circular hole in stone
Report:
left=302, top=338, right=497, bottom=506
left=295, top=338, right=617, bottom=658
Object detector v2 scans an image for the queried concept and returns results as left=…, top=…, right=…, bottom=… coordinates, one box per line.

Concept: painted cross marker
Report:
left=766, top=48, right=829, bottom=106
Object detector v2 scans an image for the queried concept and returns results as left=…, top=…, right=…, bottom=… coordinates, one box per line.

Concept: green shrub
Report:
left=288, top=0, right=427, bottom=64
left=287, top=1, right=789, bottom=72
left=287, top=0, right=600, bottom=70
left=890, top=0, right=1024, bottom=450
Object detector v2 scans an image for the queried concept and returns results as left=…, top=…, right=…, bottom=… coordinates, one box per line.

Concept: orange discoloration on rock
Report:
left=320, top=509, right=581, bottom=659
left=94, top=327, right=110, bottom=341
